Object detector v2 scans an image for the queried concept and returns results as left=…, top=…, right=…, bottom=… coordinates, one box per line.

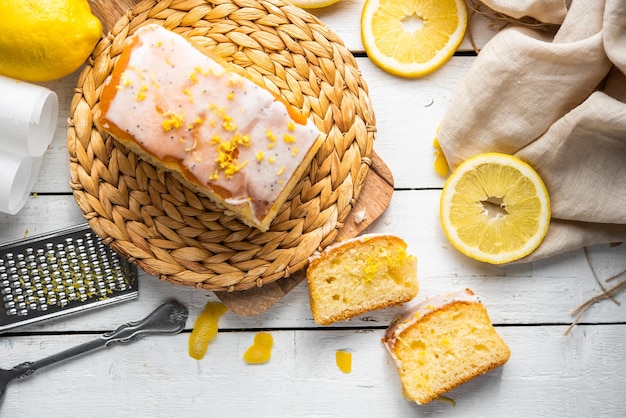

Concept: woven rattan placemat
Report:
left=69, top=0, right=376, bottom=292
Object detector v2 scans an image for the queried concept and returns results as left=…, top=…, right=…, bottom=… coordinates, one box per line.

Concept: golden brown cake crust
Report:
left=308, top=234, right=410, bottom=270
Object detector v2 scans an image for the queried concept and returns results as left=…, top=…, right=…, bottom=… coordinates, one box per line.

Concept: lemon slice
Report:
left=361, top=0, right=468, bottom=78
left=289, top=0, right=340, bottom=8
left=440, top=153, right=551, bottom=264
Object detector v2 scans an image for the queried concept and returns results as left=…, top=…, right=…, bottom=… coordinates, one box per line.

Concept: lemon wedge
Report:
left=440, top=153, right=551, bottom=264
left=361, top=0, right=467, bottom=78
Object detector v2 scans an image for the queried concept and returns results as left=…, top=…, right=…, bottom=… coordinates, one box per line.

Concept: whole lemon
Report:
left=0, top=0, right=102, bottom=82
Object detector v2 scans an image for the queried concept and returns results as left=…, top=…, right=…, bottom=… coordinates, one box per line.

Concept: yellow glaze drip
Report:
left=336, top=350, right=352, bottom=373
left=188, top=301, right=228, bottom=360
left=243, top=332, right=273, bottom=364
left=433, top=138, right=449, bottom=177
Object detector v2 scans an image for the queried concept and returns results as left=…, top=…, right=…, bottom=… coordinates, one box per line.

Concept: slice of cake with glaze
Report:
left=98, top=24, right=324, bottom=231
left=383, top=288, right=511, bottom=404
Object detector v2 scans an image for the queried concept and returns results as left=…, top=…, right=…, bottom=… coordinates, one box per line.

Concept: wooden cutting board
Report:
left=214, top=152, right=393, bottom=315
left=88, top=0, right=394, bottom=315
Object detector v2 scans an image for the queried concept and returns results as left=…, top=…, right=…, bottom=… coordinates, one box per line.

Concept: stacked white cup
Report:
left=0, top=75, right=58, bottom=215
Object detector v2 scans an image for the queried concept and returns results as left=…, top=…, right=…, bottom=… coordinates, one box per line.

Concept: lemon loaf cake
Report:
left=98, top=24, right=324, bottom=231
left=306, top=234, right=418, bottom=325
left=382, top=288, right=511, bottom=404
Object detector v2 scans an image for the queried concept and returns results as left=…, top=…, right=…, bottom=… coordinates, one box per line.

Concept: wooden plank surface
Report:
left=2, top=325, right=626, bottom=417
left=3, top=194, right=626, bottom=331
left=1, top=1, right=626, bottom=417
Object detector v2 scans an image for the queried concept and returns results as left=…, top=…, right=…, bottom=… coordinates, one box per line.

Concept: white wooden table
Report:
left=2, top=2, right=626, bottom=416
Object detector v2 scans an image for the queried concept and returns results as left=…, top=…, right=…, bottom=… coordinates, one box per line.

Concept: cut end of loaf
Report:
left=306, top=234, right=418, bottom=325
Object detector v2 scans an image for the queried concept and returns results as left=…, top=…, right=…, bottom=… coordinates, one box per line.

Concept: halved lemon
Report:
left=440, top=153, right=551, bottom=264
left=361, top=0, right=468, bottom=78
left=289, top=0, right=341, bottom=8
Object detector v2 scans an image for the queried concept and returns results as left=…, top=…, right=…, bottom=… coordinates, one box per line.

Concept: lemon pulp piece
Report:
left=336, top=350, right=352, bottom=373
left=0, top=0, right=102, bottom=82
left=440, top=153, right=550, bottom=264
left=289, top=0, right=341, bottom=8
left=361, top=0, right=467, bottom=78
left=188, top=301, right=228, bottom=360
left=243, top=332, right=274, bottom=364
left=433, top=138, right=449, bottom=177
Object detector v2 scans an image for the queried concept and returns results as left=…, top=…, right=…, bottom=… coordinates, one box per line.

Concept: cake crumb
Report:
left=353, top=210, right=367, bottom=224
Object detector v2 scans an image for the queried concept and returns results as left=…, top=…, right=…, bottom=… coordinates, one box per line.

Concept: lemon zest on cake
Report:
left=162, top=111, right=185, bottom=131
left=362, top=257, right=380, bottom=282
left=213, top=133, right=251, bottom=178
left=121, top=75, right=132, bottom=87
left=223, top=120, right=237, bottom=131
left=183, top=88, right=194, bottom=103
left=133, top=80, right=150, bottom=101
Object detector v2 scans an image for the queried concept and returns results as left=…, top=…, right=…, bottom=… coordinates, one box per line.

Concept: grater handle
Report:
left=9, top=301, right=188, bottom=381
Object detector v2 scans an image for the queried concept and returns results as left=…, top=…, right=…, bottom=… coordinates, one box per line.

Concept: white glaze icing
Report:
left=102, top=24, right=321, bottom=222
left=382, top=289, right=482, bottom=365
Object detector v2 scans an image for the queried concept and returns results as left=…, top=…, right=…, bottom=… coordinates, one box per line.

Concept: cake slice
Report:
left=98, top=24, right=324, bottom=231
left=383, top=289, right=511, bottom=404
left=306, top=234, right=418, bottom=325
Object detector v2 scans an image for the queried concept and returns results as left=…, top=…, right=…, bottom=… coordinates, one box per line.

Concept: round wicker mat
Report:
left=68, top=0, right=375, bottom=292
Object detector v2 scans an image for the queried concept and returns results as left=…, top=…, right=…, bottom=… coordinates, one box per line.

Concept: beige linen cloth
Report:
left=438, top=0, right=626, bottom=262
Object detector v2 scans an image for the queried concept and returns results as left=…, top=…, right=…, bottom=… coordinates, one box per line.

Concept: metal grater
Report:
left=0, top=223, right=138, bottom=333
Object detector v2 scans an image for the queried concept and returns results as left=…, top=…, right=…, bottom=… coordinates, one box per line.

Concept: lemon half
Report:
left=361, top=0, right=467, bottom=78
left=440, top=153, right=551, bottom=264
